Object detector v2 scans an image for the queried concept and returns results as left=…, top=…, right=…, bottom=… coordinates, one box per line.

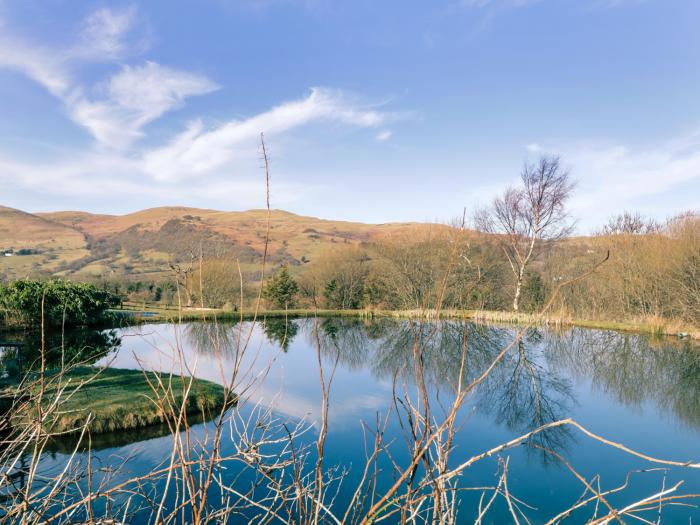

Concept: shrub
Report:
left=263, top=266, right=299, bottom=309
left=0, top=279, right=119, bottom=327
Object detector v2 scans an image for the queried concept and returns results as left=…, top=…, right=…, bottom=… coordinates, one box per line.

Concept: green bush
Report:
left=0, top=279, right=119, bottom=327
left=520, top=272, right=548, bottom=313
left=263, top=266, right=299, bottom=309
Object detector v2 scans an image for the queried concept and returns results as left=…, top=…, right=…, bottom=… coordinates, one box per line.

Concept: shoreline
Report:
left=112, top=305, right=700, bottom=341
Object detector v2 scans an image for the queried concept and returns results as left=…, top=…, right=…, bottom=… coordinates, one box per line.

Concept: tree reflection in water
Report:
left=1, top=328, right=121, bottom=373
left=545, top=328, right=700, bottom=431
left=476, top=334, right=575, bottom=459
left=185, top=321, right=241, bottom=357
left=312, top=320, right=575, bottom=459
left=262, top=317, right=299, bottom=352
left=180, top=316, right=700, bottom=462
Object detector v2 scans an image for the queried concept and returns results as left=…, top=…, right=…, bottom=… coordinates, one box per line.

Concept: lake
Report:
left=32, top=318, right=700, bottom=523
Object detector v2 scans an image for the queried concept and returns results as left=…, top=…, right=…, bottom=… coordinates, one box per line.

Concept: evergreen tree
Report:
left=263, top=266, right=299, bottom=309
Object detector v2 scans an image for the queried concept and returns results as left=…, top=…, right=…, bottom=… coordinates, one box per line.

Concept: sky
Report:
left=0, top=0, right=698, bottom=232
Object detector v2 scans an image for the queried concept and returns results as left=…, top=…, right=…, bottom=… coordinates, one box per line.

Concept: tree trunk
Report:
left=513, top=270, right=524, bottom=311
left=184, top=274, right=193, bottom=308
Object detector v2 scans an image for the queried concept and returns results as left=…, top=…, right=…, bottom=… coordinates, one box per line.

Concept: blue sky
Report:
left=0, top=0, right=698, bottom=231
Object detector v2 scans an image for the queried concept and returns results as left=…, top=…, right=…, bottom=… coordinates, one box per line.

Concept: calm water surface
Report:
left=37, top=319, right=700, bottom=523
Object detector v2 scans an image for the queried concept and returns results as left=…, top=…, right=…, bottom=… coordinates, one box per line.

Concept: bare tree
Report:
left=169, top=252, right=196, bottom=310
left=598, top=211, right=661, bottom=236
left=476, top=155, right=574, bottom=311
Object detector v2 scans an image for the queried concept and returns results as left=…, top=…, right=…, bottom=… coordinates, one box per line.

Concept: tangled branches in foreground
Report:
left=1, top=309, right=699, bottom=523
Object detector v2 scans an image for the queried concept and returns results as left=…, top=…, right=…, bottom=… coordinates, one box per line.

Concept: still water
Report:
left=38, top=318, right=700, bottom=523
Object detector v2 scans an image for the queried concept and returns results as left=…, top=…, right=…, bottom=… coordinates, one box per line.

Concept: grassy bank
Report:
left=457, top=310, right=699, bottom=340
left=14, top=367, right=229, bottom=434
left=114, top=304, right=700, bottom=340
left=112, top=305, right=371, bottom=323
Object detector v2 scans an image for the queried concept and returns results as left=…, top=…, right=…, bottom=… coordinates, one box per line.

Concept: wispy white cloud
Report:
left=463, top=130, right=700, bottom=231
left=524, top=130, right=700, bottom=230
left=143, top=87, right=389, bottom=181
left=376, top=130, right=393, bottom=142
left=69, top=62, right=219, bottom=148
left=0, top=7, right=217, bottom=149
left=0, top=87, right=393, bottom=206
left=0, top=34, right=71, bottom=97
left=0, top=5, right=399, bottom=208
left=0, top=7, right=136, bottom=97
left=75, top=7, right=138, bottom=60
left=0, top=148, right=312, bottom=209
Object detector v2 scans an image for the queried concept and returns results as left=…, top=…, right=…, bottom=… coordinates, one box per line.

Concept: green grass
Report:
left=32, top=367, right=229, bottom=434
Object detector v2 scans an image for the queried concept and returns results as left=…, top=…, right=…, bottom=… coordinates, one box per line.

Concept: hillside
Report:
left=1, top=205, right=444, bottom=281
left=0, top=206, right=90, bottom=279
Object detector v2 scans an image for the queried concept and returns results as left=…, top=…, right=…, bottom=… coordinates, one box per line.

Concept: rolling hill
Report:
left=0, top=205, right=444, bottom=281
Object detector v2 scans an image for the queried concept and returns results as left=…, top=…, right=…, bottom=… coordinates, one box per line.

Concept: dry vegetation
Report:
left=547, top=212, right=700, bottom=334
left=3, top=202, right=699, bottom=336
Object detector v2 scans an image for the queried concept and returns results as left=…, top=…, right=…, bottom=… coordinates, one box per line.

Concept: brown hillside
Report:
left=0, top=206, right=89, bottom=280
left=3, top=206, right=448, bottom=281
left=0, top=206, right=86, bottom=249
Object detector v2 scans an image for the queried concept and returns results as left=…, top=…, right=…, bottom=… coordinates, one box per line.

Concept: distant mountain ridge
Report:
left=0, top=205, right=445, bottom=281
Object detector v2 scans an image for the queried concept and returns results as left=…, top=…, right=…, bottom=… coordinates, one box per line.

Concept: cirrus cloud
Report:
left=69, top=62, right=219, bottom=149
left=0, top=4, right=401, bottom=212
left=0, top=7, right=217, bottom=150
left=143, top=87, right=391, bottom=181
left=0, top=86, right=395, bottom=209
left=512, top=130, right=700, bottom=231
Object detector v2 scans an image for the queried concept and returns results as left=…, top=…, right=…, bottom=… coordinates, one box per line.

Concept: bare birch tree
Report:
left=476, top=155, right=574, bottom=311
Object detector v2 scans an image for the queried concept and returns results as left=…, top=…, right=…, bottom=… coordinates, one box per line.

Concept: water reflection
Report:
left=304, top=319, right=700, bottom=436
left=262, top=317, right=299, bottom=352
left=309, top=320, right=576, bottom=457
left=46, top=412, right=212, bottom=454
left=168, top=319, right=700, bottom=429
left=478, top=338, right=575, bottom=457
left=184, top=321, right=240, bottom=356
left=103, top=318, right=700, bottom=455
left=545, top=328, right=700, bottom=430
left=29, top=319, right=700, bottom=523
left=0, top=328, right=121, bottom=376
